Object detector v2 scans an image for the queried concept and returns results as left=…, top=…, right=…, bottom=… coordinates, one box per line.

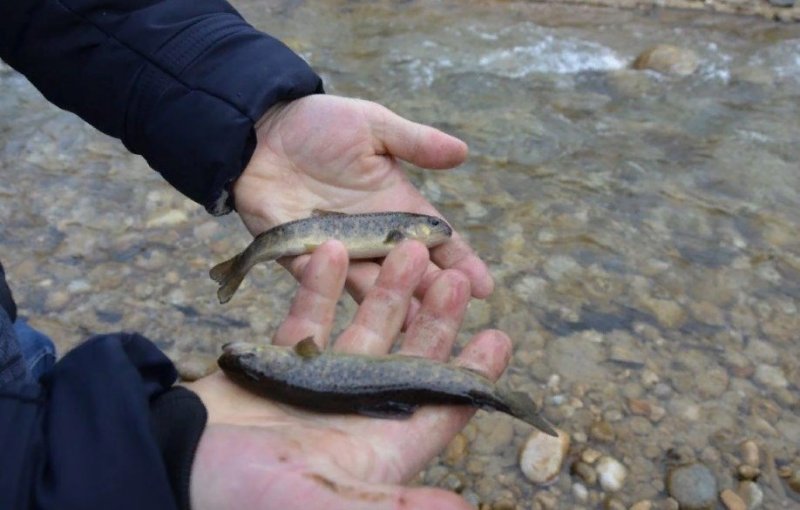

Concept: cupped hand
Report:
left=185, top=240, right=511, bottom=510
left=232, top=95, right=494, bottom=316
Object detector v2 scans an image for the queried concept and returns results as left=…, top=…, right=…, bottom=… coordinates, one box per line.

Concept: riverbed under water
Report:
left=1, top=1, right=798, bottom=508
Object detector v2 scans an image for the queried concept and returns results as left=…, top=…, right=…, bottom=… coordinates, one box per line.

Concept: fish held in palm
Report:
left=210, top=211, right=452, bottom=304
left=218, top=339, right=558, bottom=437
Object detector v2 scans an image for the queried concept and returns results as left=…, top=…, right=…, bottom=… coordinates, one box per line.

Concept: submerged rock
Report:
left=596, top=455, right=627, bottom=492
left=633, top=45, right=699, bottom=76
left=666, top=462, right=717, bottom=510
left=519, top=428, right=569, bottom=485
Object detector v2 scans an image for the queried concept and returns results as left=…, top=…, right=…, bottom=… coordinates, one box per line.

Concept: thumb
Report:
left=368, top=103, right=468, bottom=170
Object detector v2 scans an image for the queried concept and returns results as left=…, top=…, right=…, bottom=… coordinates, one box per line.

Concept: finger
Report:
left=397, top=270, right=471, bottom=360
left=334, top=241, right=430, bottom=355
left=286, top=254, right=425, bottom=330
left=368, top=102, right=468, bottom=170
left=429, top=233, right=494, bottom=299
left=376, top=330, right=513, bottom=477
left=272, top=240, right=349, bottom=347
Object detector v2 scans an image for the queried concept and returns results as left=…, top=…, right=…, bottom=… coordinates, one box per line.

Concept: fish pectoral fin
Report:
left=311, top=208, right=348, bottom=217
left=384, top=229, right=405, bottom=244
left=357, top=401, right=419, bottom=419
left=293, top=337, right=322, bottom=358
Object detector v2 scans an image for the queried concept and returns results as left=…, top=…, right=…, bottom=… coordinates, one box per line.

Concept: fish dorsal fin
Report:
left=312, top=208, right=348, bottom=217
left=294, top=337, right=321, bottom=358
left=384, top=229, right=405, bottom=244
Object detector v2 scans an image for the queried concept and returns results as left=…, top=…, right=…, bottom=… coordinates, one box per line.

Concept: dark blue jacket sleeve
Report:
left=0, top=0, right=323, bottom=214
left=0, top=332, right=193, bottom=510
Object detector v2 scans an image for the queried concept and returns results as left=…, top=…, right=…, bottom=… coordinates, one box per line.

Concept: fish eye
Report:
left=430, top=218, right=440, bottom=226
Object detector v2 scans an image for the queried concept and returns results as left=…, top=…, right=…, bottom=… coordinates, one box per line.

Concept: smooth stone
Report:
left=632, top=44, right=699, bottom=77
left=737, top=480, right=763, bottom=509
left=788, top=470, right=800, bottom=493
left=590, top=419, right=616, bottom=442
left=571, top=460, right=597, bottom=486
left=720, top=489, right=747, bottom=510
left=443, top=433, right=468, bottom=465
left=754, top=364, right=788, bottom=388
left=737, top=464, right=760, bottom=481
left=630, top=501, right=653, bottom=510
left=596, top=456, right=627, bottom=492
left=145, top=208, right=188, bottom=228
left=666, top=463, right=717, bottom=510
left=519, top=428, right=569, bottom=485
left=742, top=439, right=761, bottom=467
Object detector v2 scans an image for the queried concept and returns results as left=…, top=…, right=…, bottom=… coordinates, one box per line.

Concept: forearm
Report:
left=0, top=0, right=322, bottom=214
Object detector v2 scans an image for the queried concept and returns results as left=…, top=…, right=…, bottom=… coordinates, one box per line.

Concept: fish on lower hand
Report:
left=210, top=211, right=452, bottom=304
left=218, top=338, right=558, bottom=437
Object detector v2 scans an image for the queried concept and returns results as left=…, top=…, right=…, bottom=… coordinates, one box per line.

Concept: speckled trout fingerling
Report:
left=210, top=211, right=452, bottom=304
left=218, top=339, right=558, bottom=436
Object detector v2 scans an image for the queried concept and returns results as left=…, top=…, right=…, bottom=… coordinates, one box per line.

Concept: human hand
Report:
left=185, top=240, right=511, bottom=510
left=232, top=95, right=494, bottom=319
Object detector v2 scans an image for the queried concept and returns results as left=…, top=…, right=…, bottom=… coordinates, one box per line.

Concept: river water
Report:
left=1, top=1, right=798, bottom=508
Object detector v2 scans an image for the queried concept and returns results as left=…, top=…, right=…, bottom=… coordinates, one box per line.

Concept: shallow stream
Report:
left=1, top=1, right=798, bottom=508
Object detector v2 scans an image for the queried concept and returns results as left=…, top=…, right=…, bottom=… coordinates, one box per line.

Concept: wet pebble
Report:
left=571, top=460, right=597, bottom=486
left=474, top=416, right=514, bottom=454
left=788, top=470, right=800, bottom=493
left=519, top=429, right=569, bottom=485
left=604, top=496, right=625, bottom=510
left=639, top=297, right=686, bottom=329
left=145, top=208, right=188, bottom=228
left=443, top=433, right=468, bottom=465
left=742, top=440, right=761, bottom=467
left=666, top=463, right=717, bottom=510
left=630, top=501, right=653, bottom=510
left=633, top=44, right=699, bottom=76
left=596, top=456, right=627, bottom=492
left=753, top=364, right=788, bottom=388
left=720, top=488, right=747, bottom=510
left=737, top=464, right=760, bottom=481
left=581, top=448, right=602, bottom=464
left=572, top=482, right=588, bottom=502
left=737, top=480, right=763, bottom=509
left=590, top=419, right=616, bottom=442
left=45, top=290, right=70, bottom=310
left=175, top=354, right=218, bottom=381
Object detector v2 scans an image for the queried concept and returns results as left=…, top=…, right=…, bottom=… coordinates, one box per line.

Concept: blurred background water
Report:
left=1, top=1, right=798, bottom=508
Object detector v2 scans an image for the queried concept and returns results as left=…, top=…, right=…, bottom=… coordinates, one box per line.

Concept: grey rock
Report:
left=666, top=463, right=717, bottom=510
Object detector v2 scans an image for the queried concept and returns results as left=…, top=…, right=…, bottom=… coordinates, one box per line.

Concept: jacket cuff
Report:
left=0, top=261, right=16, bottom=323
left=150, top=386, right=209, bottom=510
left=123, top=13, right=323, bottom=215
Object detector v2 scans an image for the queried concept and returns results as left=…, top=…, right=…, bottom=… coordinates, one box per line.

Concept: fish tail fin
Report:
left=210, top=255, right=246, bottom=304
left=210, top=255, right=239, bottom=283
left=216, top=272, right=246, bottom=304
left=500, top=389, right=558, bottom=437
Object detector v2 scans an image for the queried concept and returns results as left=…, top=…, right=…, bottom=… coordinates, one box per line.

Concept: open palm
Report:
left=186, top=240, right=511, bottom=510
left=231, top=95, right=494, bottom=308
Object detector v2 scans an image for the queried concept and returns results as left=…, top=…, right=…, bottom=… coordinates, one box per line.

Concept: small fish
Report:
left=218, top=339, right=557, bottom=436
left=210, top=211, right=452, bottom=304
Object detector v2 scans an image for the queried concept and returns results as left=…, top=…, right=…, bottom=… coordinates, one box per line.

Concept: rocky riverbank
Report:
left=535, top=0, right=800, bottom=21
